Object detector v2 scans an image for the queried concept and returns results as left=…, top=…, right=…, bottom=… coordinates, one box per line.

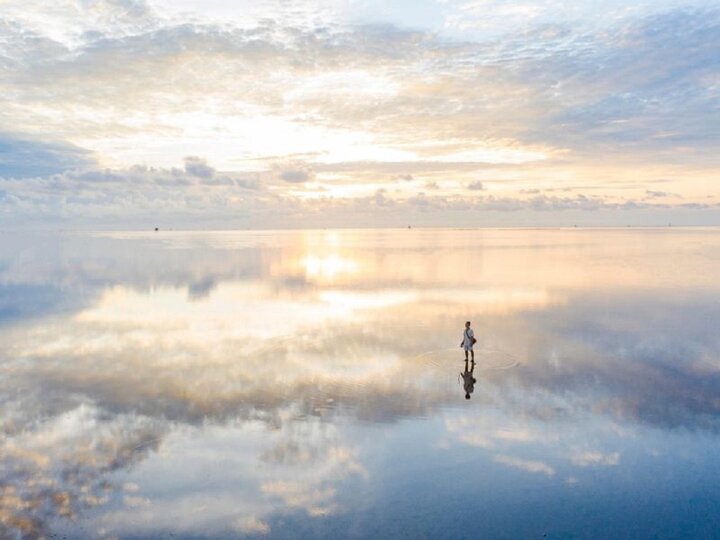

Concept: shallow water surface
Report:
left=2, top=228, right=720, bottom=539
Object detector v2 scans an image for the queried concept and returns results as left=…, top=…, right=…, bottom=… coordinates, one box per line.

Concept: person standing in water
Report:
left=460, top=320, right=475, bottom=362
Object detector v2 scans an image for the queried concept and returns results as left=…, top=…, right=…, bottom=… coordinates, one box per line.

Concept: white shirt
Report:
left=462, top=328, right=475, bottom=348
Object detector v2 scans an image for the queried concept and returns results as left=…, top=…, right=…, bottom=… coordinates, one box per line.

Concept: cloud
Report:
left=0, top=283, right=92, bottom=325
left=280, top=169, right=311, bottom=183
left=0, top=3, right=718, bottom=226
left=0, top=157, right=269, bottom=227
left=570, top=450, right=620, bottom=467
left=3, top=5, right=718, bottom=165
left=2, top=165, right=718, bottom=228
left=276, top=162, right=315, bottom=183
left=0, top=403, right=167, bottom=538
left=184, top=156, right=215, bottom=179
left=645, top=189, right=683, bottom=199
left=233, top=516, right=270, bottom=535
left=0, top=133, right=95, bottom=178
left=468, top=181, right=485, bottom=191
left=522, top=9, right=720, bottom=159
left=494, top=455, right=555, bottom=477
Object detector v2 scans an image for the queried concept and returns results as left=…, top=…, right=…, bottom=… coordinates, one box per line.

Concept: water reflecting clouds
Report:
left=1, top=228, right=720, bottom=538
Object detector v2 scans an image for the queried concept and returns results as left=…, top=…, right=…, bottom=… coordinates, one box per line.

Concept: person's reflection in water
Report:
left=461, top=359, right=477, bottom=400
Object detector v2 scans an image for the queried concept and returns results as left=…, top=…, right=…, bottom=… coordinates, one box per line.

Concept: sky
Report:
left=0, top=0, right=718, bottom=229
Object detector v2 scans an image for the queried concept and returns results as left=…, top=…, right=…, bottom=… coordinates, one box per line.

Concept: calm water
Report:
left=2, top=228, right=720, bottom=539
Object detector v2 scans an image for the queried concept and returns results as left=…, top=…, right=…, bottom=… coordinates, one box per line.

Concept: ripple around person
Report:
left=414, top=347, right=520, bottom=371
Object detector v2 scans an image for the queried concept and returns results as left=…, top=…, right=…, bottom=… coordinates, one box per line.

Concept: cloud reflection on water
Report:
left=1, top=229, right=720, bottom=537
